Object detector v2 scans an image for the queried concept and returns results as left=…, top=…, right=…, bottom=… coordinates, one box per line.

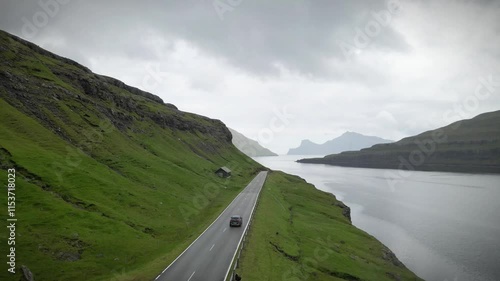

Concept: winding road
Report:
left=155, top=171, right=268, bottom=281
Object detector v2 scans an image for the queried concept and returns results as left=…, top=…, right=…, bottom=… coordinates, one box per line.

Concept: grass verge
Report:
left=238, top=171, right=423, bottom=281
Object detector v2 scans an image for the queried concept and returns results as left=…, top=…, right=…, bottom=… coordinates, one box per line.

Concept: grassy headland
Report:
left=299, top=110, right=500, bottom=174
left=238, top=171, right=422, bottom=281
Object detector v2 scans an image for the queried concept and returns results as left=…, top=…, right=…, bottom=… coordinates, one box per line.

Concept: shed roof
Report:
left=218, top=166, right=231, bottom=173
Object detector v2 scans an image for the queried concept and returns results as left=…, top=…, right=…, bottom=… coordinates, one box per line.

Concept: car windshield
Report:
left=231, top=216, right=240, bottom=219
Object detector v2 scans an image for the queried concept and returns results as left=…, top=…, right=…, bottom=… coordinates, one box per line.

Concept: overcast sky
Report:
left=1, top=0, right=499, bottom=154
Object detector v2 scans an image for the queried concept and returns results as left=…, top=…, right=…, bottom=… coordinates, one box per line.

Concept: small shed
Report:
left=215, top=166, right=231, bottom=178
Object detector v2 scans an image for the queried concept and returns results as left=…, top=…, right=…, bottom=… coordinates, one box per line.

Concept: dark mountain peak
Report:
left=288, top=132, right=393, bottom=155
left=341, top=131, right=358, bottom=136
left=301, top=139, right=316, bottom=145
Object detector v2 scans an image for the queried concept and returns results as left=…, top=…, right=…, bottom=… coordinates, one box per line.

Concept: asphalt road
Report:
left=155, top=171, right=268, bottom=281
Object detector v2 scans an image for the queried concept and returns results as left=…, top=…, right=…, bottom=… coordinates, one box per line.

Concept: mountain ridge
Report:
left=298, top=110, right=500, bottom=173
left=229, top=128, right=278, bottom=157
left=288, top=131, right=393, bottom=155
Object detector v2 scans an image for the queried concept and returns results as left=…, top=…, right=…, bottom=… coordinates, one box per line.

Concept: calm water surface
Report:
left=254, top=155, right=500, bottom=281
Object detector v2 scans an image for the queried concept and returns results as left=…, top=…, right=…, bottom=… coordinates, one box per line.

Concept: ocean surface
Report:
left=254, top=155, right=500, bottom=281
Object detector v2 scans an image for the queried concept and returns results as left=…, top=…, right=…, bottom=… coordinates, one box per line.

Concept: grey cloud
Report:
left=0, top=0, right=410, bottom=77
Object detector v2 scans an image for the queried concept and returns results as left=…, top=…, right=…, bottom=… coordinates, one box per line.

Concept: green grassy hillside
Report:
left=238, top=171, right=422, bottom=281
left=299, top=111, right=500, bottom=173
left=0, top=29, right=421, bottom=281
left=0, top=30, right=262, bottom=280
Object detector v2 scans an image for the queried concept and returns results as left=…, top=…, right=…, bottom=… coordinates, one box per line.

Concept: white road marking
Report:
left=158, top=177, right=244, bottom=275
left=209, top=244, right=215, bottom=251
left=224, top=171, right=267, bottom=279
left=188, top=271, right=195, bottom=281
left=223, top=227, right=227, bottom=232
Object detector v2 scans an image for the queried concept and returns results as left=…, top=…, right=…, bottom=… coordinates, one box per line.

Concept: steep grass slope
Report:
left=0, top=30, right=261, bottom=280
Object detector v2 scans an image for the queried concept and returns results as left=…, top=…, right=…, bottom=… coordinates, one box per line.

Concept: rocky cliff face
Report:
left=0, top=30, right=232, bottom=151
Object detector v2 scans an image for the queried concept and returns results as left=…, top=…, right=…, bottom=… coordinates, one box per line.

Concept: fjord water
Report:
left=254, top=155, right=500, bottom=281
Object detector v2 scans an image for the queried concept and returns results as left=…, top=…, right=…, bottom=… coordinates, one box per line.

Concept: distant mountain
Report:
left=229, top=128, right=278, bottom=157
left=287, top=132, right=393, bottom=155
left=298, top=110, right=500, bottom=174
